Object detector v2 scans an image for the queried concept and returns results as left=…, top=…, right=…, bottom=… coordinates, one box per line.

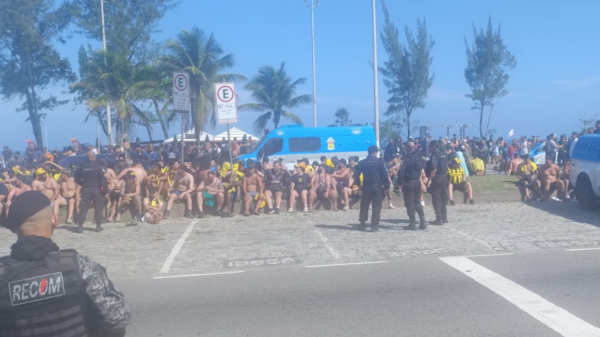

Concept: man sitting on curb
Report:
left=447, top=157, right=475, bottom=205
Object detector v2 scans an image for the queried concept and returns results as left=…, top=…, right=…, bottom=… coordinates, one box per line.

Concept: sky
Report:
left=1, top=0, right=599, bottom=151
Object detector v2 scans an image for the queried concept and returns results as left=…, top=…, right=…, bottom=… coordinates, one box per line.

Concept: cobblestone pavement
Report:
left=1, top=201, right=599, bottom=278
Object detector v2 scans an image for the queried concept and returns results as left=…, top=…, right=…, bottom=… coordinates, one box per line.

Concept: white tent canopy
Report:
left=214, top=127, right=258, bottom=142
left=163, top=128, right=214, bottom=143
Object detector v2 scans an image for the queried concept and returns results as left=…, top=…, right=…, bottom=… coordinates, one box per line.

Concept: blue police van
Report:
left=237, top=125, right=376, bottom=170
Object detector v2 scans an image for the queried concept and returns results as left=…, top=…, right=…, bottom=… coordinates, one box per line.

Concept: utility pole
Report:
left=305, top=0, right=319, bottom=127
left=372, top=0, right=380, bottom=146
left=100, top=0, right=113, bottom=146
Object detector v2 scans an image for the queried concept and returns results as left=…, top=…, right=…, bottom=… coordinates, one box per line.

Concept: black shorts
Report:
left=316, top=185, right=327, bottom=199
left=267, top=185, right=283, bottom=194
left=110, top=191, right=121, bottom=202
left=294, top=187, right=308, bottom=195
left=452, top=182, right=467, bottom=192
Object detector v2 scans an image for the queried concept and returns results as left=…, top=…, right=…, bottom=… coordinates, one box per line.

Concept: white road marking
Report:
left=566, top=247, right=600, bottom=252
left=305, top=261, right=388, bottom=269
left=159, top=220, right=197, bottom=274
left=312, top=225, right=341, bottom=260
left=441, top=256, right=600, bottom=337
left=448, top=227, right=495, bottom=249
left=464, top=253, right=514, bottom=258
left=154, top=271, right=244, bottom=280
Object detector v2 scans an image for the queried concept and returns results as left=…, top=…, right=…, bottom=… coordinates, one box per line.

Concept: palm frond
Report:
left=253, top=111, right=273, bottom=133
left=281, top=111, right=304, bottom=125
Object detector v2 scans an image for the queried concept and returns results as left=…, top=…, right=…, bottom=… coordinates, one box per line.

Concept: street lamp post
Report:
left=305, top=0, right=318, bottom=127
left=100, top=0, right=113, bottom=146
left=372, top=0, right=380, bottom=146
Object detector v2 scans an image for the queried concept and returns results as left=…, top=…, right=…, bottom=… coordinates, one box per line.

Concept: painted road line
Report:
left=465, top=253, right=514, bottom=258
left=305, top=261, right=388, bottom=269
left=159, top=220, right=198, bottom=274
left=566, top=247, right=600, bottom=252
left=154, top=271, right=244, bottom=280
left=312, top=224, right=341, bottom=260
left=441, top=256, right=600, bottom=337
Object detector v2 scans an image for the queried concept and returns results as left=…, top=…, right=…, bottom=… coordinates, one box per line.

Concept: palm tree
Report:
left=240, top=62, right=311, bottom=132
left=159, top=27, right=243, bottom=142
left=72, top=49, right=154, bottom=144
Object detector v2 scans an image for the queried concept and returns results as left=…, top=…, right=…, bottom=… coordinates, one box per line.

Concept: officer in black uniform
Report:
left=426, top=140, right=449, bottom=225
left=397, top=141, right=427, bottom=230
left=75, top=151, right=108, bottom=233
left=353, top=145, right=390, bottom=232
left=0, top=191, right=129, bottom=336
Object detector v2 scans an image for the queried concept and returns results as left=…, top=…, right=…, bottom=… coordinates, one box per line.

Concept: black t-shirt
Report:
left=292, top=173, right=310, bottom=191
left=0, top=184, right=8, bottom=198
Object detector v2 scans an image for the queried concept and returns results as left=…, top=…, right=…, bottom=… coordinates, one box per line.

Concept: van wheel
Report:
left=576, top=176, right=596, bottom=211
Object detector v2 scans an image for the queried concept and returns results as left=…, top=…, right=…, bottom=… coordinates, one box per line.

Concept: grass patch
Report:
left=468, top=174, right=519, bottom=193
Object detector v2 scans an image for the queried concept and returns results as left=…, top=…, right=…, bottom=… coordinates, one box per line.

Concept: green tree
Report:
left=72, top=49, right=154, bottom=144
left=333, top=108, right=352, bottom=126
left=464, top=17, right=517, bottom=138
left=379, top=0, right=434, bottom=138
left=379, top=117, right=402, bottom=145
left=240, top=62, right=310, bottom=132
left=73, top=0, right=178, bottom=61
left=0, top=0, right=75, bottom=148
left=160, top=27, right=243, bottom=141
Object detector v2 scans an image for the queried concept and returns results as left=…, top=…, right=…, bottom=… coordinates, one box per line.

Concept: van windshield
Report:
left=249, top=135, right=268, bottom=153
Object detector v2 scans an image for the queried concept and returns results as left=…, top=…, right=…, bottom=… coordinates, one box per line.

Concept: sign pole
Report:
left=227, top=124, right=233, bottom=165
left=181, top=114, right=185, bottom=165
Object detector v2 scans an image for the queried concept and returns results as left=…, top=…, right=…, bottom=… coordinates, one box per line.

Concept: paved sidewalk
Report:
left=1, top=201, right=599, bottom=278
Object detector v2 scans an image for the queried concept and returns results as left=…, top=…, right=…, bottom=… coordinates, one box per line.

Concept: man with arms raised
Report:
left=0, top=191, right=129, bottom=336
left=31, top=168, right=60, bottom=216
left=164, top=166, right=195, bottom=219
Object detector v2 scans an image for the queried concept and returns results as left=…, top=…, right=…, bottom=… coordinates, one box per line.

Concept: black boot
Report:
left=419, top=218, right=427, bottom=230
left=75, top=224, right=84, bottom=234
left=430, top=218, right=444, bottom=225
left=358, top=220, right=366, bottom=231
left=95, top=223, right=103, bottom=232
left=371, top=223, right=379, bottom=232
left=403, top=221, right=418, bottom=231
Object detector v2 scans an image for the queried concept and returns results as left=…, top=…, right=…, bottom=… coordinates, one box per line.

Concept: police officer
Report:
left=75, top=151, right=108, bottom=233
left=397, top=141, right=426, bottom=230
left=354, top=145, right=390, bottom=232
left=0, top=191, right=129, bottom=336
left=426, top=140, right=449, bottom=225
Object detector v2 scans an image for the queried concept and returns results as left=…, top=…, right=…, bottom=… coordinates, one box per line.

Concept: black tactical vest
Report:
left=435, top=153, right=449, bottom=177
left=0, top=250, right=89, bottom=337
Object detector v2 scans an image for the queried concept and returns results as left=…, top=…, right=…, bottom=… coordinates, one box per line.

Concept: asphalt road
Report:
left=118, top=248, right=600, bottom=337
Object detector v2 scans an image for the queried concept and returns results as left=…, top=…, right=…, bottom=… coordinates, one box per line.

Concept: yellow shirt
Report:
left=448, top=167, right=465, bottom=184
left=469, top=158, right=485, bottom=172
left=520, top=161, right=537, bottom=173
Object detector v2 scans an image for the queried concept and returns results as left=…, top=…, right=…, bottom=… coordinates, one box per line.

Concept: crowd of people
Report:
left=2, top=120, right=599, bottom=229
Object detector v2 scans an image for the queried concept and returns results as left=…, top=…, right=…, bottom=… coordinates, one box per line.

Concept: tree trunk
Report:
left=407, top=114, right=411, bottom=138
left=485, top=104, right=495, bottom=138
left=479, top=104, right=485, bottom=138
left=146, top=125, right=153, bottom=141
left=153, top=100, right=169, bottom=139
left=28, top=86, right=44, bottom=149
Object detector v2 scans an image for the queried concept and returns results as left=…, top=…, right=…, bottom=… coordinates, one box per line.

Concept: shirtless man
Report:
left=164, top=166, right=195, bottom=219
left=315, top=165, right=338, bottom=211
left=262, top=157, right=273, bottom=171
left=31, top=168, right=60, bottom=212
left=196, top=171, right=225, bottom=217
left=561, top=161, right=574, bottom=199
left=116, top=160, right=147, bottom=185
left=242, top=164, right=264, bottom=216
left=12, top=175, right=31, bottom=197
left=537, top=156, right=566, bottom=201
left=54, top=169, right=79, bottom=224
left=506, top=156, right=524, bottom=176
left=331, top=159, right=353, bottom=211
left=120, top=171, right=142, bottom=222
left=516, top=155, right=538, bottom=202
left=142, top=187, right=163, bottom=224
left=0, top=182, right=16, bottom=217
left=106, top=171, right=124, bottom=223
